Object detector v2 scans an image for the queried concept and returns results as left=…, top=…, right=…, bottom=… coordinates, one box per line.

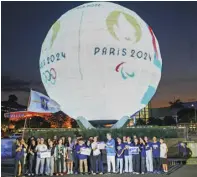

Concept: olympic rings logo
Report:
left=42, top=68, right=56, bottom=85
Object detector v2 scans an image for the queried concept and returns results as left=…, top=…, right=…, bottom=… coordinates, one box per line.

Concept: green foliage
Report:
left=147, top=117, right=162, bottom=126
left=178, top=108, right=197, bottom=123
left=163, top=116, right=176, bottom=125
left=136, top=118, right=146, bottom=125
left=25, top=126, right=182, bottom=141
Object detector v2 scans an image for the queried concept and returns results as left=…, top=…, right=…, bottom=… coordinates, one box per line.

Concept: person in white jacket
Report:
left=160, top=138, right=168, bottom=173
left=35, top=138, right=48, bottom=176
left=45, top=140, right=55, bottom=176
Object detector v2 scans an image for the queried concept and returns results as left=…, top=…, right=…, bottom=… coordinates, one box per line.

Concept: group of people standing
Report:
left=14, top=133, right=168, bottom=177
left=104, top=134, right=168, bottom=175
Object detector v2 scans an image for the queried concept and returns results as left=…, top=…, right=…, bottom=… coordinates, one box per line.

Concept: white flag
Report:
left=27, top=90, right=61, bottom=113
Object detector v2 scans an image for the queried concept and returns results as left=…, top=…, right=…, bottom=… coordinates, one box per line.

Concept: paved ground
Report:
left=1, top=165, right=197, bottom=177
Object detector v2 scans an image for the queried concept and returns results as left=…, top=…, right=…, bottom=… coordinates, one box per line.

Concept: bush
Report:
left=24, top=126, right=183, bottom=141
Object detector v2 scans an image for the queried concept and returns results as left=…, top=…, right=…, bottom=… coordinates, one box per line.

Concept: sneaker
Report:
left=70, top=171, right=73, bottom=174
left=67, top=171, right=70, bottom=175
left=157, top=171, right=161, bottom=174
left=56, top=174, right=59, bottom=176
left=75, top=172, right=78, bottom=175
left=136, top=172, right=139, bottom=175
left=28, top=174, right=31, bottom=176
left=99, top=172, right=103, bottom=175
left=93, top=173, right=96, bottom=175
left=141, top=172, right=145, bottom=174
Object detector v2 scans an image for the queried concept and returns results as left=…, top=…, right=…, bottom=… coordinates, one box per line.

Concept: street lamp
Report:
left=191, top=104, right=197, bottom=123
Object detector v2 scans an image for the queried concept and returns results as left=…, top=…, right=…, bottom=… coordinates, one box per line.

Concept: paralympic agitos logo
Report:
left=115, top=62, right=135, bottom=79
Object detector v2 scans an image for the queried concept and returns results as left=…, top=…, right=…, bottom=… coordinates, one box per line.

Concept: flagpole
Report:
left=22, top=89, right=32, bottom=139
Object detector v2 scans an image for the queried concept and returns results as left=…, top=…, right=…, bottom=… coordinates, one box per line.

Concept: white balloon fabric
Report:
left=39, top=2, right=162, bottom=121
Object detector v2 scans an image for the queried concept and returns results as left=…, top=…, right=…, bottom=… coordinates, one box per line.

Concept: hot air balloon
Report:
left=39, top=2, right=162, bottom=124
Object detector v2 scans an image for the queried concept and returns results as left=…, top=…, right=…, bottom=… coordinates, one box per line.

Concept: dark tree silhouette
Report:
left=8, top=95, right=18, bottom=102
left=163, top=116, right=176, bottom=125
left=136, top=118, right=146, bottom=125
left=169, top=99, right=184, bottom=109
left=147, top=117, right=162, bottom=126
left=177, top=108, right=197, bottom=123
left=169, top=98, right=184, bottom=123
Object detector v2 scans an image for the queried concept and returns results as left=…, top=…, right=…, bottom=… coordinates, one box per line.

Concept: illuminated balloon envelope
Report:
left=39, top=2, right=162, bottom=121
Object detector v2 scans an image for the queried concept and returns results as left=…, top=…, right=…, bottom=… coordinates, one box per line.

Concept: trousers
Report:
left=146, top=150, right=153, bottom=172
left=124, top=155, right=133, bottom=172
left=107, top=156, right=116, bottom=173
left=153, top=157, right=160, bottom=171
left=88, top=155, right=93, bottom=172
left=73, top=154, right=79, bottom=173
left=132, top=154, right=140, bottom=173
left=116, top=158, right=123, bottom=174
left=56, top=157, right=64, bottom=173
left=79, top=159, right=88, bottom=173
left=92, top=154, right=102, bottom=173
left=28, top=154, right=36, bottom=174
left=35, top=157, right=45, bottom=175
left=45, top=156, right=54, bottom=176
left=141, top=157, right=146, bottom=173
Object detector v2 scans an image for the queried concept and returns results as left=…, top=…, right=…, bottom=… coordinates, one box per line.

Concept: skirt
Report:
left=66, top=150, right=74, bottom=162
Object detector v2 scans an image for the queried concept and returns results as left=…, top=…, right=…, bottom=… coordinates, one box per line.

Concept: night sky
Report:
left=1, top=1, right=197, bottom=108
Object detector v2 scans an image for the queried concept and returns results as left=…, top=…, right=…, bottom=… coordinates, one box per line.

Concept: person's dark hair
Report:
left=160, top=137, right=164, bottom=140
left=78, top=138, right=84, bottom=142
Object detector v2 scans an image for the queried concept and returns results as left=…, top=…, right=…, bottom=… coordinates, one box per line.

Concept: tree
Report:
left=163, top=116, right=176, bottom=126
left=169, top=98, right=184, bottom=123
left=136, top=118, right=146, bottom=126
left=177, top=108, right=196, bottom=123
left=8, top=95, right=18, bottom=102
left=15, top=120, right=25, bottom=129
left=147, top=117, right=162, bottom=126
left=169, top=99, right=184, bottom=110
left=49, top=111, right=67, bottom=128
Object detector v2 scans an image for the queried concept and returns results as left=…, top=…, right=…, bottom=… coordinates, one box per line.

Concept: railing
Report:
left=167, top=158, right=187, bottom=175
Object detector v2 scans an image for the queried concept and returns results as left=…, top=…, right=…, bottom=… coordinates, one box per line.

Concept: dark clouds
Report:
left=1, top=75, right=46, bottom=95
